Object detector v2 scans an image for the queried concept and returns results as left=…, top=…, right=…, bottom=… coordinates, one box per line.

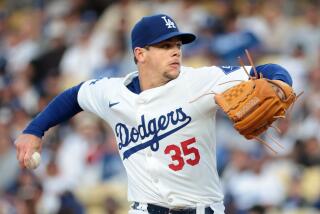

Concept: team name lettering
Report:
left=115, top=108, right=191, bottom=159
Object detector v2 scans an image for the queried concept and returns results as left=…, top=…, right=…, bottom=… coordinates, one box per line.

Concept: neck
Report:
left=138, top=66, right=170, bottom=91
left=139, top=72, right=169, bottom=91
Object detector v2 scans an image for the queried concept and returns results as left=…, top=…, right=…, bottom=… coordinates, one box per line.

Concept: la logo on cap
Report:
left=131, top=14, right=196, bottom=50
left=161, top=16, right=176, bottom=29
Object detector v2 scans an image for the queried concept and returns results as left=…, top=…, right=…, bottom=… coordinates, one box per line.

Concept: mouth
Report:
left=169, top=61, right=180, bottom=69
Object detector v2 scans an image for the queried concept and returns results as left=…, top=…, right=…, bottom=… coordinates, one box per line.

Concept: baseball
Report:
left=26, top=152, right=41, bottom=169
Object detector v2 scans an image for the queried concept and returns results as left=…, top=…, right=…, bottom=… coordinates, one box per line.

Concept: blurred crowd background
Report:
left=0, top=0, right=320, bottom=213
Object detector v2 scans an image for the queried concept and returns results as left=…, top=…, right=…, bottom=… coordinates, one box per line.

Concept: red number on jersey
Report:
left=181, top=137, right=200, bottom=166
left=164, top=145, right=185, bottom=171
left=164, top=137, right=200, bottom=171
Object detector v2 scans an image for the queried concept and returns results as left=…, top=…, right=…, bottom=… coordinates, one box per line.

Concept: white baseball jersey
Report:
left=77, top=66, right=250, bottom=209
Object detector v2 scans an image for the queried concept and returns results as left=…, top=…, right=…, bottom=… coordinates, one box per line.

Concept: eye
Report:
left=160, top=44, right=171, bottom=49
left=157, top=42, right=182, bottom=49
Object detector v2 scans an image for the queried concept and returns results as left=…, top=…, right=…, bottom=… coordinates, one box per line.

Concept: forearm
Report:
left=23, top=83, right=84, bottom=137
left=250, top=64, right=293, bottom=86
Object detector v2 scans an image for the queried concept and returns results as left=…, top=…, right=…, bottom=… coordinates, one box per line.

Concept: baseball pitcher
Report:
left=15, top=14, right=296, bottom=214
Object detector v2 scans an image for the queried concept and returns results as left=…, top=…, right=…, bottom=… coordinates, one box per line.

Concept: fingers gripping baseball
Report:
left=15, top=134, right=42, bottom=169
left=25, top=152, right=41, bottom=169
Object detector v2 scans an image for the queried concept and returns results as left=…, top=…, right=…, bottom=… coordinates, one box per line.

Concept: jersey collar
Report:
left=124, top=71, right=141, bottom=94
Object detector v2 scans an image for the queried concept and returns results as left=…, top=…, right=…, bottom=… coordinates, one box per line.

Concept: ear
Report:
left=134, top=47, right=147, bottom=63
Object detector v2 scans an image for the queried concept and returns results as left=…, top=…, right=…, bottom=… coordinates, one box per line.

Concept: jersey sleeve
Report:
left=77, top=77, right=113, bottom=119
left=23, top=84, right=83, bottom=137
left=213, top=66, right=252, bottom=93
left=183, top=65, right=251, bottom=95
left=214, top=64, right=293, bottom=93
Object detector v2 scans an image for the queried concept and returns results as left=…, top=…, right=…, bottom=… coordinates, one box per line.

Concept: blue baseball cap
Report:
left=131, top=14, right=196, bottom=50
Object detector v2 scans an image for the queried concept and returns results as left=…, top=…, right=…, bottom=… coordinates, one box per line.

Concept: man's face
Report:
left=144, top=38, right=183, bottom=81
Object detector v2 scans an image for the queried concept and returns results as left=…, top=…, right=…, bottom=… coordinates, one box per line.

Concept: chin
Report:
left=166, top=68, right=180, bottom=80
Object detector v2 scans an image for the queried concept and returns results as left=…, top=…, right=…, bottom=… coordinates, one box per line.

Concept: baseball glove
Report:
left=214, top=78, right=296, bottom=140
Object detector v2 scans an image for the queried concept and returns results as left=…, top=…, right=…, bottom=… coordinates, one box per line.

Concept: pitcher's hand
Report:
left=15, top=134, right=42, bottom=168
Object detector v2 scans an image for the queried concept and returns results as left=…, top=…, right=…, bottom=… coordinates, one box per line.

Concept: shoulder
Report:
left=81, top=71, right=139, bottom=90
left=180, top=65, right=240, bottom=75
left=180, top=66, right=227, bottom=80
left=181, top=65, right=223, bottom=73
left=178, top=65, right=252, bottom=92
left=77, top=74, right=132, bottom=110
left=80, top=76, right=123, bottom=90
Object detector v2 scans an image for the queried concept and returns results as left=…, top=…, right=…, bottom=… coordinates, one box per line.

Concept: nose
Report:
left=172, top=45, right=181, bottom=57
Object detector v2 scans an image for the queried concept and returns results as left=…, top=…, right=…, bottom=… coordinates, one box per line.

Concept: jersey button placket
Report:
left=145, top=150, right=153, bottom=171
left=146, top=152, right=160, bottom=185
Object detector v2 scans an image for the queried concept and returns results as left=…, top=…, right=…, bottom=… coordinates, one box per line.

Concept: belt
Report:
left=132, top=202, right=214, bottom=214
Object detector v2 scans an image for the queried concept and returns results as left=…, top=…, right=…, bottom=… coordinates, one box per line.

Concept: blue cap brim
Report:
left=148, top=32, right=196, bottom=46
